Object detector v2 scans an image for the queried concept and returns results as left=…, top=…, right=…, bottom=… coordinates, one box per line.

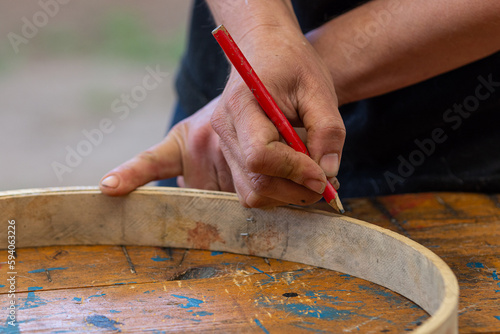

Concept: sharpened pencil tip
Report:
left=328, top=194, right=345, bottom=214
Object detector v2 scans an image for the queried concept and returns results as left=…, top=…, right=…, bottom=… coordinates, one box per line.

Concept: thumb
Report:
left=99, top=131, right=183, bottom=196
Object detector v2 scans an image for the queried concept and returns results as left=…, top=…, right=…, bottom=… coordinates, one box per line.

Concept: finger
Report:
left=99, top=130, right=183, bottom=196
left=328, top=176, right=340, bottom=190
left=177, top=176, right=185, bottom=188
left=230, top=165, right=322, bottom=208
left=298, top=79, right=346, bottom=178
left=224, top=97, right=329, bottom=195
left=218, top=135, right=322, bottom=207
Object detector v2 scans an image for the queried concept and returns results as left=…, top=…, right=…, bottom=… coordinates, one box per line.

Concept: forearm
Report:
left=205, top=0, right=301, bottom=55
left=307, top=0, right=500, bottom=105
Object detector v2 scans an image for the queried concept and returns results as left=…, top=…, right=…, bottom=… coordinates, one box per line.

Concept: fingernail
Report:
left=304, top=179, right=326, bottom=194
left=319, top=153, right=339, bottom=178
left=329, top=177, right=340, bottom=190
left=101, top=175, right=119, bottom=188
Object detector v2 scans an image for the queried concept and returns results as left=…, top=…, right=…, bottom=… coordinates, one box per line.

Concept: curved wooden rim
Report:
left=0, top=186, right=458, bottom=333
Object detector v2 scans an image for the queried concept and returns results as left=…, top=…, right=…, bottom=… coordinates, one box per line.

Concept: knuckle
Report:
left=310, top=118, right=346, bottom=140
left=137, top=150, right=159, bottom=165
left=225, top=86, right=250, bottom=113
left=245, top=147, right=268, bottom=174
left=210, top=109, right=226, bottom=134
left=248, top=173, right=271, bottom=195
left=245, top=146, right=297, bottom=181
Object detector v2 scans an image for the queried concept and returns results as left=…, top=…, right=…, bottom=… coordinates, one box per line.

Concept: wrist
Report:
left=206, top=0, right=301, bottom=52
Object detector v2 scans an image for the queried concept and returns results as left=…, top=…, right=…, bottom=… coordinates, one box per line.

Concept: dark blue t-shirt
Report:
left=172, top=0, right=500, bottom=198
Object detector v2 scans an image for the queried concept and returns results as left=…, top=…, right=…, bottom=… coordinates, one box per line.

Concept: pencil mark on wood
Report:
left=121, top=245, right=136, bottom=274
left=50, top=249, right=68, bottom=260
left=279, top=221, right=290, bottom=259
left=370, top=197, right=409, bottom=237
left=178, top=249, right=188, bottom=267
left=435, top=195, right=460, bottom=217
left=161, top=247, right=173, bottom=261
left=45, top=268, right=52, bottom=282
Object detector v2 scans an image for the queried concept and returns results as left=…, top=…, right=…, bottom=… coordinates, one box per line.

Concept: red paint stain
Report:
left=187, top=222, right=225, bottom=250
left=246, top=228, right=280, bottom=256
left=383, top=193, right=434, bottom=217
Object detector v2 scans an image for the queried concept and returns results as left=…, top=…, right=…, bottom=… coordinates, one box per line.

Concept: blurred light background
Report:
left=0, top=0, right=191, bottom=191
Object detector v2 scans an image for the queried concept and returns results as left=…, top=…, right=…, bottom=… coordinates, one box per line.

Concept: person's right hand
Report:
left=208, top=25, right=346, bottom=208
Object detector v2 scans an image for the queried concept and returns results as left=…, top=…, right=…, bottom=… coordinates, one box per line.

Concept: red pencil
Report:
left=212, top=24, right=344, bottom=214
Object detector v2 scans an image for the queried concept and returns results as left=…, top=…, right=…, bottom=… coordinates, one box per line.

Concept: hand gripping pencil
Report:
left=212, top=25, right=344, bottom=214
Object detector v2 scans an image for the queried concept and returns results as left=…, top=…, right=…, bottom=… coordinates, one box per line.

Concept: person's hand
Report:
left=99, top=97, right=236, bottom=196
left=209, top=26, right=345, bottom=207
left=100, top=28, right=345, bottom=208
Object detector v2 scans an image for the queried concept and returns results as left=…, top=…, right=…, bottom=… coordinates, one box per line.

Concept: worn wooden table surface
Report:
left=0, top=192, right=499, bottom=333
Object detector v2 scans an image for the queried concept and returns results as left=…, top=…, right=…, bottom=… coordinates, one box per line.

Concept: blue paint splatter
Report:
left=358, top=285, right=403, bottom=304
left=494, top=316, right=500, bottom=321
left=211, top=251, right=223, bottom=256
left=28, top=267, right=68, bottom=273
left=0, top=285, right=5, bottom=288
left=466, top=262, right=485, bottom=269
left=276, top=303, right=353, bottom=320
left=1, top=316, right=20, bottom=334
left=19, top=287, right=46, bottom=310
left=172, top=295, right=204, bottom=308
left=192, top=311, right=213, bottom=317
left=406, top=314, right=429, bottom=327
left=114, top=281, right=137, bottom=285
left=251, top=266, right=275, bottom=282
left=87, top=293, right=106, bottom=299
left=492, top=270, right=499, bottom=281
left=339, top=274, right=353, bottom=280
left=254, top=319, right=270, bottom=334
left=148, top=331, right=166, bottom=334
left=110, top=310, right=121, bottom=314
left=144, top=290, right=151, bottom=294
left=256, top=268, right=309, bottom=286
left=252, top=266, right=265, bottom=273
left=86, top=315, right=122, bottom=332
left=151, top=255, right=169, bottom=262
left=73, top=297, right=82, bottom=302
left=303, top=291, right=360, bottom=306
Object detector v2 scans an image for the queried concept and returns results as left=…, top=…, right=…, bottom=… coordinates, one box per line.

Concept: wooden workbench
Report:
left=0, top=192, right=498, bottom=333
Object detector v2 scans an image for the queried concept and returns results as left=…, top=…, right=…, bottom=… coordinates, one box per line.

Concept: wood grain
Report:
left=0, top=187, right=461, bottom=333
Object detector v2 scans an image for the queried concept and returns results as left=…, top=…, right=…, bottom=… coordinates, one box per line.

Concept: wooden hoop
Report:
left=0, top=187, right=458, bottom=333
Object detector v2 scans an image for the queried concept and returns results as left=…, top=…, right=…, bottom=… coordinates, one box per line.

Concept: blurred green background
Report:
left=0, top=0, right=191, bottom=191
